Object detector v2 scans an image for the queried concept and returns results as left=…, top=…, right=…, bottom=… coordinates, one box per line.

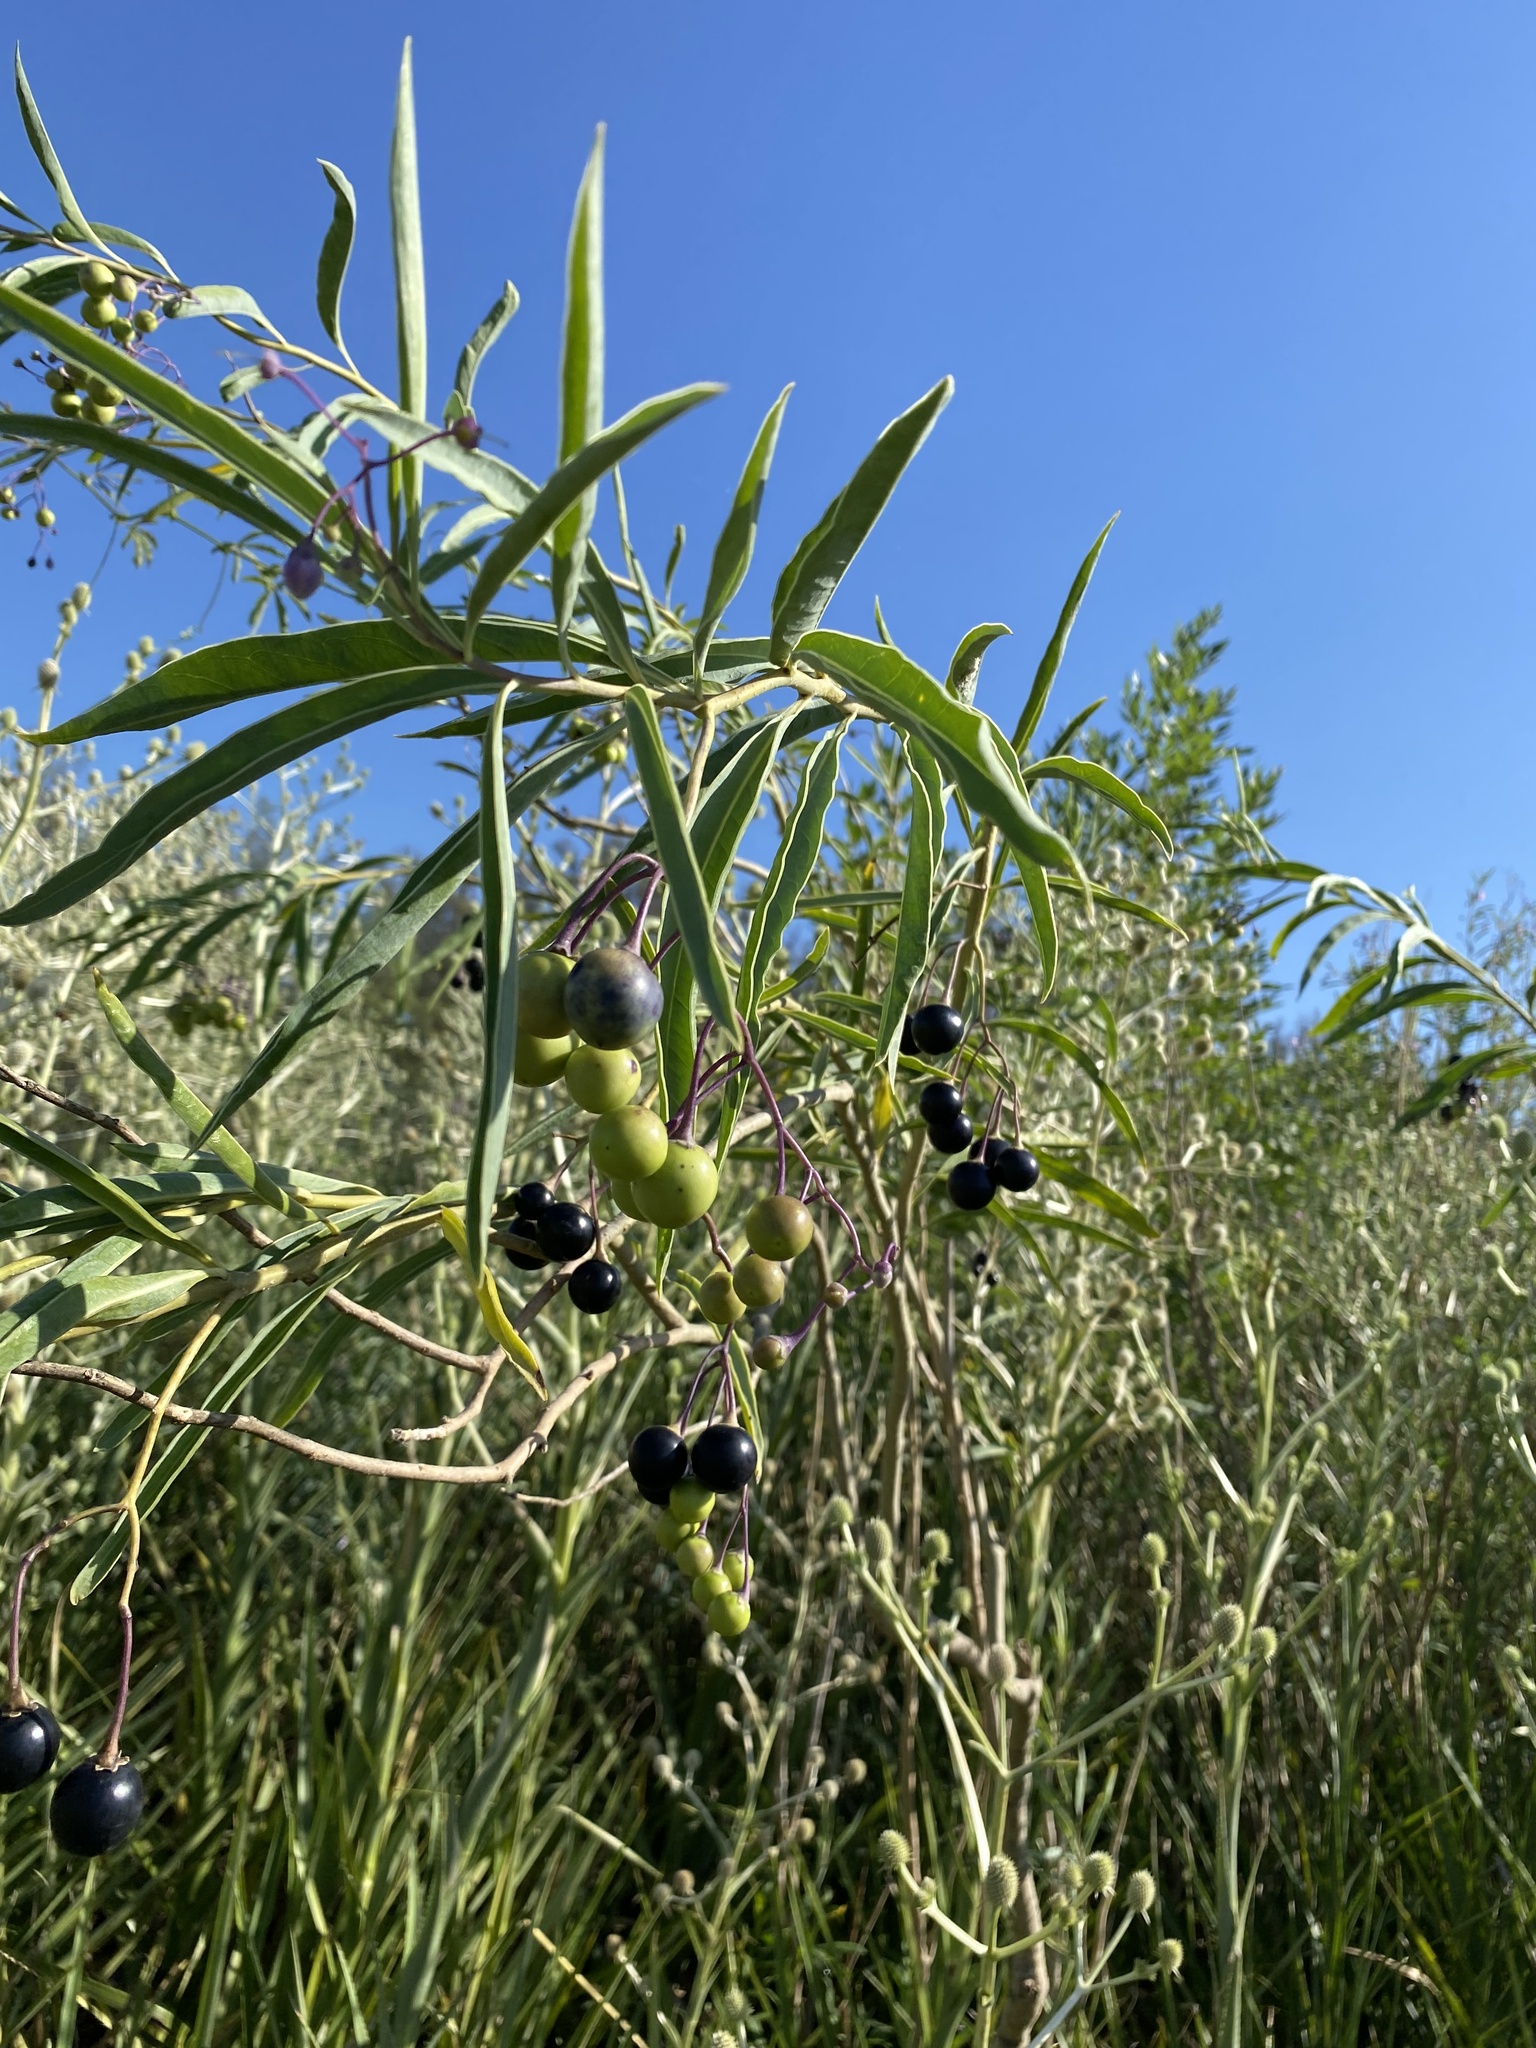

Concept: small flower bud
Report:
left=1250, top=1626, right=1278, bottom=1665
left=983, top=1644, right=1017, bottom=1686
left=258, top=350, right=283, bottom=381
left=283, top=539, right=324, bottom=600
left=1139, top=1532, right=1167, bottom=1570
left=863, top=1517, right=893, bottom=1566
left=1083, top=1851, right=1117, bottom=1895
left=844, top=1757, right=867, bottom=1786
left=876, top=1828, right=911, bottom=1874
left=670, top=1867, right=696, bottom=1897
left=1125, top=1868, right=1157, bottom=1916
left=1158, top=1937, right=1184, bottom=1975
left=450, top=413, right=483, bottom=450
left=1210, top=1603, right=1245, bottom=1650
left=920, top=1529, right=951, bottom=1568
left=37, top=659, right=59, bottom=687
left=982, top=1854, right=1020, bottom=1913
left=71, top=582, right=91, bottom=609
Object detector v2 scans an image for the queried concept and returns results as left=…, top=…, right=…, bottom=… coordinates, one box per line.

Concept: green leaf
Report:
left=1012, top=515, right=1117, bottom=753
left=44, top=617, right=582, bottom=745
left=552, top=127, right=606, bottom=650
left=770, top=377, right=952, bottom=663
left=581, top=544, right=650, bottom=687
left=737, top=726, right=844, bottom=1026
left=166, top=285, right=273, bottom=327
left=0, top=283, right=331, bottom=523
left=1032, top=1148, right=1156, bottom=1237
left=0, top=253, right=87, bottom=344
left=1016, top=858, right=1059, bottom=998
left=991, top=1014, right=1142, bottom=1154
left=390, top=39, right=428, bottom=437
left=624, top=689, right=742, bottom=1048
left=464, top=383, right=722, bottom=641
left=346, top=395, right=532, bottom=513
left=945, top=624, right=1010, bottom=708
left=466, top=692, right=520, bottom=1287
left=0, top=1115, right=202, bottom=1255
left=874, top=736, right=945, bottom=1070
left=2, top=668, right=482, bottom=926
left=452, top=280, right=519, bottom=416
left=1021, top=755, right=1174, bottom=857
left=13, top=49, right=92, bottom=244
left=696, top=384, right=792, bottom=672
left=1395, top=1045, right=1536, bottom=1130
left=0, top=414, right=308, bottom=547
left=315, top=159, right=358, bottom=356
left=0, top=1252, right=206, bottom=1401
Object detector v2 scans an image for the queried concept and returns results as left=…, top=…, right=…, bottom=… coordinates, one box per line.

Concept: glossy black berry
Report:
left=928, top=1114, right=974, bottom=1156
left=564, top=948, right=664, bottom=1050
left=991, top=1145, right=1040, bottom=1193
left=919, top=1081, right=964, bottom=1125
left=0, top=1703, right=60, bottom=1792
left=50, top=1757, right=145, bottom=1857
left=628, top=1424, right=691, bottom=1505
left=568, top=1258, right=623, bottom=1314
left=690, top=1423, right=758, bottom=1494
left=948, top=1160, right=997, bottom=1211
left=536, top=1202, right=597, bottom=1262
left=515, top=1182, right=554, bottom=1221
left=503, top=1220, right=549, bottom=1272
left=911, top=1003, right=965, bottom=1056
left=899, top=1016, right=919, bottom=1058
left=461, top=953, right=485, bottom=993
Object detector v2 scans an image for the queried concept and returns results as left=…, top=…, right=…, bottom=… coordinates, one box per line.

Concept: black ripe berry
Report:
left=536, top=1202, right=597, bottom=1262
left=899, top=1015, right=919, bottom=1058
left=461, top=953, right=486, bottom=993
left=568, top=1258, right=623, bottom=1314
left=0, top=1702, right=60, bottom=1793
left=991, top=1145, right=1040, bottom=1193
left=919, top=1080, right=964, bottom=1125
left=628, top=1424, right=691, bottom=1505
left=563, top=947, right=664, bottom=1050
left=948, top=1159, right=997, bottom=1211
left=690, top=1423, right=758, bottom=1494
left=503, top=1220, right=549, bottom=1272
left=911, top=1003, right=965, bottom=1056
left=515, top=1182, right=554, bottom=1222
left=50, top=1757, right=145, bottom=1857
left=928, top=1114, right=974, bottom=1156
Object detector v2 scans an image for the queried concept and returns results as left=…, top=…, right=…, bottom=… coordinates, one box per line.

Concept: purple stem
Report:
left=739, top=1031, right=867, bottom=1265
left=551, top=853, right=658, bottom=956
left=667, top=1022, right=717, bottom=1144
left=623, top=868, right=664, bottom=953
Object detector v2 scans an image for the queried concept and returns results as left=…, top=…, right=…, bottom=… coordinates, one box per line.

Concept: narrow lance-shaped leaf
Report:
left=737, top=725, right=845, bottom=1025
left=14, top=49, right=95, bottom=245
left=946, top=624, right=1011, bottom=707
left=875, top=736, right=946, bottom=1072
left=0, top=1115, right=204, bottom=1256
left=624, top=689, right=742, bottom=1049
left=389, top=37, right=428, bottom=521
left=465, top=687, right=519, bottom=1286
left=1012, top=514, right=1117, bottom=754
left=770, top=377, right=952, bottom=664
left=0, top=254, right=92, bottom=345
left=1017, top=856, right=1059, bottom=999
left=552, top=127, right=605, bottom=653
left=463, top=382, right=722, bottom=642
left=696, top=384, right=792, bottom=674
left=315, top=159, right=358, bottom=358
left=1021, top=755, right=1174, bottom=857
left=0, top=1237, right=136, bottom=1398
left=452, top=280, right=519, bottom=416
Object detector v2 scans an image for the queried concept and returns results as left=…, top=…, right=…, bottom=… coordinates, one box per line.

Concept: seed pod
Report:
left=863, top=1516, right=893, bottom=1566
left=1125, top=1868, right=1157, bottom=1916
left=875, top=1828, right=910, bottom=1874
left=1083, top=1851, right=1117, bottom=1895
left=982, top=1854, right=1020, bottom=1913
left=1139, top=1532, right=1167, bottom=1570
left=131, top=308, right=158, bottom=336
left=1210, top=1603, right=1245, bottom=1650
left=1158, top=1938, right=1184, bottom=1975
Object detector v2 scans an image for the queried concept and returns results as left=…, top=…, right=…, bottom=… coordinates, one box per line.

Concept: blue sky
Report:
left=2, top=0, right=1532, bottom=938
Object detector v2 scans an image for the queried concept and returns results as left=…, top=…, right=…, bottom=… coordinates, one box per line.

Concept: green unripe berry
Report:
left=79, top=261, right=116, bottom=295
left=86, top=402, right=119, bottom=428
left=519, top=951, right=574, bottom=1037
left=50, top=389, right=83, bottom=419
left=674, top=1535, right=714, bottom=1578
left=822, top=1281, right=850, bottom=1309
left=109, top=316, right=134, bottom=341
left=35, top=507, right=55, bottom=529
left=670, top=1478, right=715, bottom=1524
left=131, top=308, right=158, bottom=336
left=1083, top=1851, right=1117, bottom=1895
left=654, top=1510, right=688, bottom=1553
left=751, top=1334, right=786, bottom=1370
left=84, top=376, right=123, bottom=405
left=632, top=1143, right=717, bottom=1228
left=43, top=366, right=74, bottom=392
left=590, top=1105, right=669, bottom=1181
left=81, top=295, right=117, bottom=329
left=983, top=1854, right=1020, bottom=1913
left=608, top=1177, right=645, bottom=1220
left=692, top=1568, right=731, bottom=1611
left=698, top=1269, right=745, bottom=1327
left=513, top=1032, right=573, bottom=1087
left=707, top=1590, right=750, bottom=1637
left=722, top=1551, right=747, bottom=1590
left=733, top=1253, right=785, bottom=1308
left=565, top=1043, right=641, bottom=1113
left=1125, top=1868, right=1157, bottom=1916
left=112, top=272, right=137, bottom=301
left=745, top=1193, right=814, bottom=1261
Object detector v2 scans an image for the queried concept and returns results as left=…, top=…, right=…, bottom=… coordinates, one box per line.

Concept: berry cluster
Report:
left=906, top=1006, right=1041, bottom=1213
left=629, top=1424, right=757, bottom=1638
left=0, top=1699, right=144, bottom=1859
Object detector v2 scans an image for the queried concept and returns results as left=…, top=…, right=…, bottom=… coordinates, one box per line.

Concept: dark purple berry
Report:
left=503, top=1219, right=549, bottom=1272
left=450, top=413, right=483, bottom=450
left=991, top=1145, right=1039, bottom=1193
left=535, top=1201, right=596, bottom=1262
left=563, top=948, right=664, bottom=1051
left=629, top=1424, right=690, bottom=1505
left=50, top=1756, right=145, bottom=1857
left=462, top=953, right=485, bottom=993
left=0, top=1702, right=60, bottom=1792
left=899, top=1015, right=919, bottom=1058
left=919, top=1081, right=964, bottom=1125
left=568, top=1258, right=623, bottom=1314
left=690, top=1423, right=758, bottom=1494
left=928, top=1114, right=973, bottom=1156
left=282, top=539, right=324, bottom=600
left=947, top=1160, right=996, bottom=1211
left=515, top=1182, right=554, bottom=1221
left=911, top=1003, right=965, bottom=1056
left=257, top=349, right=282, bottom=380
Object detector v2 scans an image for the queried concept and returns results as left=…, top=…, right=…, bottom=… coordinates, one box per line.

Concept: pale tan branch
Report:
left=391, top=1360, right=501, bottom=1443
left=0, top=1062, right=147, bottom=1148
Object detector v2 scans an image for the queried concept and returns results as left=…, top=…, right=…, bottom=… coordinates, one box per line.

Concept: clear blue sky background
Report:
left=2, top=1, right=1532, bottom=932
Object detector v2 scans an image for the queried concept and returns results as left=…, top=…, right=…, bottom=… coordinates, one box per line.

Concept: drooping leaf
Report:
left=345, top=395, right=533, bottom=513
left=624, top=690, right=742, bottom=1049
left=166, top=285, right=274, bottom=326
left=737, top=726, right=845, bottom=1026
left=438, top=1207, right=544, bottom=1391
left=696, top=384, right=792, bottom=673
left=464, top=687, right=519, bottom=1287
left=770, top=377, right=952, bottom=663
left=315, top=159, right=358, bottom=355
left=945, top=623, right=1011, bottom=707
left=1012, top=515, right=1117, bottom=754
left=552, top=127, right=605, bottom=650
left=1032, top=1148, right=1156, bottom=1237
left=1017, top=857, right=1059, bottom=998
left=874, top=736, right=945, bottom=1070
left=1021, top=755, right=1174, bottom=857
left=452, top=280, right=519, bottom=416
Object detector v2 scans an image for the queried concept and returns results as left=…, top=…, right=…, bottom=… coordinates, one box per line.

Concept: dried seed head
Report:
left=1083, top=1851, right=1117, bottom=1895
left=921, top=1528, right=951, bottom=1568
left=863, top=1517, right=893, bottom=1566
left=876, top=1828, right=911, bottom=1874
left=1250, top=1626, right=1279, bottom=1665
left=718, top=1986, right=751, bottom=2024
left=37, top=659, right=60, bottom=687
left=983, top=1644, right=1017, bottom=1686
left=788, top=1816, right=816, bottom=1846
left=603, top=1932, right=625, bottom=1958
left=947, top=1632, right=983, bottom=1670
left=670, top=1868, right=696, bottom=1897
left=1158, top=1937, right=1185, bottom=1975
left=1125, top=1868, right=1157, bottom=1916
left=1139, top=1531, right=1167, bottom=1570
left=1211, top=1603, right=1245, bottom=1650
left=843, top=1757, right=867, bottom=1786
left=982, top=1854, right=1020, bottom=1913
